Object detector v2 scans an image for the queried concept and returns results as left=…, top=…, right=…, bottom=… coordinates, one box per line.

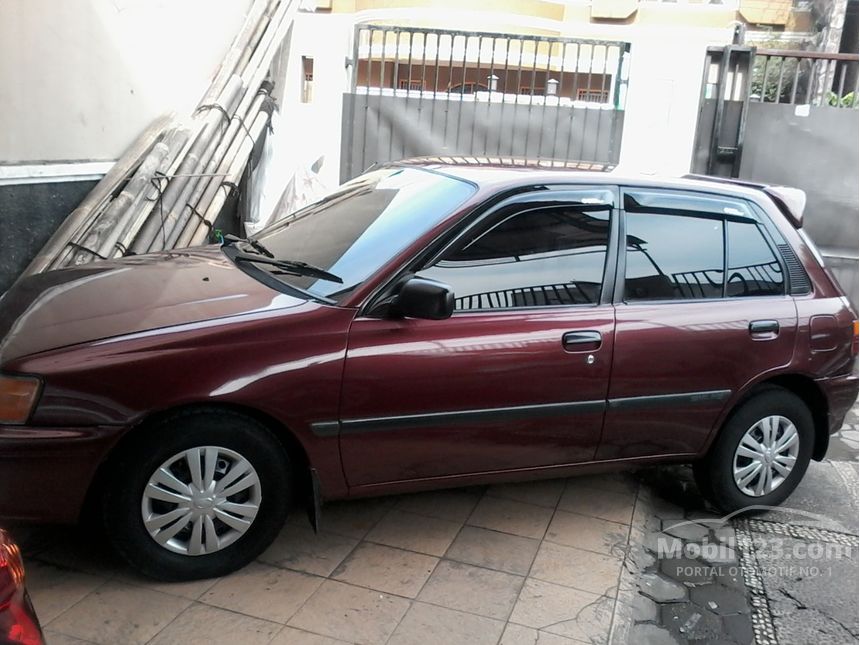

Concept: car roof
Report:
left=391, top=157, right=804, bottom=227
left=392, top=156, right=747, bottom=190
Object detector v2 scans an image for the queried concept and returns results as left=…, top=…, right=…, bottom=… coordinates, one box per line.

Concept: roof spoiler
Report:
left=682, top=174, right=805, bottom=229
left=762, top=186, right=806, bottom=229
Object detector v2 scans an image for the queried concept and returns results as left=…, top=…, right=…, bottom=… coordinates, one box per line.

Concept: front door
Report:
left=597, top=188, right=798, bottom=460
left=339, top=191, right=619, bottom=487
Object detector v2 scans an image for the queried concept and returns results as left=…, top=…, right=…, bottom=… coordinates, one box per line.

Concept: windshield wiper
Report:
left=222, top=234, right=274, bottom=258
left=232, top=253, right=344, bottom=284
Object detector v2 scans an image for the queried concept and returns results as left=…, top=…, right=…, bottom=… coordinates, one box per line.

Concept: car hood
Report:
left=0, top=247, right=304, bottom=366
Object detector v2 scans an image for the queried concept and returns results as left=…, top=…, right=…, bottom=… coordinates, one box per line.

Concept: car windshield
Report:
left=245, top=167, right=476, bottom=302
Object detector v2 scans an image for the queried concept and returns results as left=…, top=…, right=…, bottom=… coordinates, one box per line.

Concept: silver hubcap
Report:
left=141, top=446, right=261, bottom=556
left=733, top=415, right=799, bottom=497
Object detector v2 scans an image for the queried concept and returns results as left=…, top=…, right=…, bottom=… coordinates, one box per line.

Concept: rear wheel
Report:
left=103, top=409, right=290, bottom=581
left=694, top=388, right=814, bottom=513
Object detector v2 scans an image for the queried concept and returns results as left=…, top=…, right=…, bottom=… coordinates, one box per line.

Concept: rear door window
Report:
left=622, top=189, right=785, bottom=302
left=726, top=220, right=785, bottom=297
left=624, top=212, right=724, bottom=301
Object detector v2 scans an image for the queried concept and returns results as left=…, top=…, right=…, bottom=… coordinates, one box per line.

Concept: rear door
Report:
left=598, top=188, right=798, bottom=460
left=339, top=188, right=620, bottom=488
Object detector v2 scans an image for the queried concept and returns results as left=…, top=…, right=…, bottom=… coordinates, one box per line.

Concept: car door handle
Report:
left=749, top=320, right=779, bottom=335
left=562, top=331, right=602, bottom=351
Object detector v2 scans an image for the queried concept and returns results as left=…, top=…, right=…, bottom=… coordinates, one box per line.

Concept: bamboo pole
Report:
left=26, top=0, right=299, bottom=273
left=108, top=125, right=191, bottom=258
left=188, top=110, right=270, bottom=246
left=67, top=128, right=178, bottom=266
left=131, top=74, right=243, bottom=252
left=197, top=0, right=269, bottom=109
left=161, top=92, right=269, bottom=251
left=19, top=114, right=172, bottom=276
left=149, top=0, right=296, bottom=251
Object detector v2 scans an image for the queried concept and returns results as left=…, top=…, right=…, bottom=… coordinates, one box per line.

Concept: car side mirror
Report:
left=392, top=277, right=454, bottom=320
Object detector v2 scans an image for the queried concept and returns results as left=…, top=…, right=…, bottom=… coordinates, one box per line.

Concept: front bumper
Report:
left=0, top=424, right=126, bottom=523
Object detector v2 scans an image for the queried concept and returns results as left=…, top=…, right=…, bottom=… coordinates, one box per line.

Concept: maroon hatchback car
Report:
left=0, top=159, right=856, bottom=581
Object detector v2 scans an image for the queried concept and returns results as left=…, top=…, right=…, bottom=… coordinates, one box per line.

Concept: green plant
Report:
left=827, top=90, right=856, bottom=107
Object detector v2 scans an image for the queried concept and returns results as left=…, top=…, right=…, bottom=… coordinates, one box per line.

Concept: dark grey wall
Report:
left=0, top=180, right=97, bottom=294
left=739, top=103, right=859, bottom=305
left=340, top=93, right=625, bottom=182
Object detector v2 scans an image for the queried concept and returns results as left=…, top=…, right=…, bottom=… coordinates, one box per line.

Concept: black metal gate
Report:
left=691, top=44, right=859, bottom=178
left=340, top=26, right=631, bottom=181
left=691, top=43, right=860, bottom=307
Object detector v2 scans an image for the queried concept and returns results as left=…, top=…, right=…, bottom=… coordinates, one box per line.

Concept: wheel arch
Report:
left=709, top=373, right=829, bottom=461
left=81, top=402, right=314, bottom=523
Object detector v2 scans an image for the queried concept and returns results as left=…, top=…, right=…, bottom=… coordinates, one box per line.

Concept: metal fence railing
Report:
left=751, top=49, right=859, bottom=108
left=340, top=25, right=632, bottom=180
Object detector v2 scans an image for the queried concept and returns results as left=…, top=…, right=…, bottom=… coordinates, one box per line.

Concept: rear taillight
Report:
left=0, top=530, right=43, bottom=645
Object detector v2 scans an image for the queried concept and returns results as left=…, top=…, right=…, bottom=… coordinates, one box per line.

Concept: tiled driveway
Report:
left=17, top=472, right=641, bottom=645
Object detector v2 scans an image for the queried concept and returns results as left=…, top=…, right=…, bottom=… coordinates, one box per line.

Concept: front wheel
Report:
left=694, top=388, right=814, bottom=514
left=103, top=409, right=290, bottom=581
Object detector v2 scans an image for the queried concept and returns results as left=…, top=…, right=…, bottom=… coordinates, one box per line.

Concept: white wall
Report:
left=0, top=0, right=253, bottom=164
left=273, top=12, right=355, bottom=191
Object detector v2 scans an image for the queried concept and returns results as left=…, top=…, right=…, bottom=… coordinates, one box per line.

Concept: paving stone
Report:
left=576, top=472, right=640, bottom=494
left=200, top=562, right=323, bottom=623
left=650, top=498, right=685, bottom=521
left=417, top=559, right=522, bottom=620
left=487, top=478, right=566, bottom=508
left=388, top=602, right=504, bottom=645
left=48, top=581, right=191, bottom=645
left=529, top=540, right=622, bottom=596
left=467, top=496, right=554, bottom=540
left=643, top=531, right=681, bottom=557
left=713, top=526, right=736, bottom=545
left=698, top=544, right=738, bottom=566
left=149, top=604, right=281, bottom=645
left=713, top=567, right=746, bottom=592
left=270, top=627, right=350, bottom=645
left=499, top=623, right=581, bottom=644
left=659, top=557, right=714, bottom=585
left=509, top=578, right=612, bottom=643
left=366, top=508, right=461, bottom=556
left=639, top=573, right=687, bottom=603
left=331, top=543, right=437, bottom=598
left=685, top=509, right=721, bottom=523
left=628, top=623, right=680, bottom=644
left=629, top=545, right=656, bottom=570
left=722, top=613, right=755, bottom=644
left=545, top=509, right=629, bottom=556
left=632, top=592, right=660, bottom=623
left=320, top=498, right=394, bottom=539
left=662, top=520, right=711, bottom=542
left=288, top=580, right=410, bottom=645
left=660, top=603, right=723, bottom=641
left=258, top=523, right=358, bottom=577
left=23, top=560, right=106, bottom=624
left=395, top=488, right=482, bottom=523
left=558, top=485, right=635, bottom=525
left=445, top=525, right=540, bottom=576
left=40, top=632, right=92, bottom=645
left=690, top=583, right=750, bottom=616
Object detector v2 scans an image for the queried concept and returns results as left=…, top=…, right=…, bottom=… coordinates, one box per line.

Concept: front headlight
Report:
left=0, top=374, right=42, bottom=425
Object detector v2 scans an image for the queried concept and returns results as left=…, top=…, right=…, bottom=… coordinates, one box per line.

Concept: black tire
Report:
left=693, top=388, right=814, bottom=514
left=103, top=408, right=290, bottom=581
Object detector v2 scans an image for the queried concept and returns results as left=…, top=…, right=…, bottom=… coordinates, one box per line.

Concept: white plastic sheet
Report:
left=243, top=110, right=328, bottom=236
